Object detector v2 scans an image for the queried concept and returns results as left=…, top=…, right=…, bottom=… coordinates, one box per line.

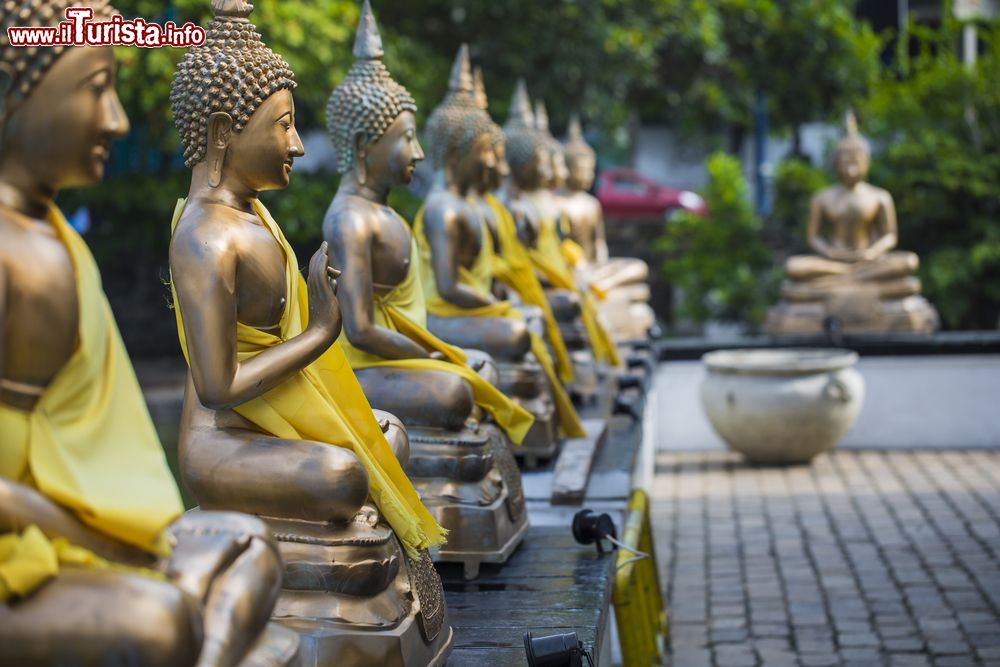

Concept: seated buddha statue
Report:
left=502, top=82, right=620, bottom=387
left=167, top=2, right=452, bottom=663
left=560, top=115, right=656, bottom=342
left=416, top=48, right=586, bottom=465
left=765, top=113, right=939, bottom=335
left=322, top=1, right=529, bottom=578
left=0, top=3, right=297, bottom=665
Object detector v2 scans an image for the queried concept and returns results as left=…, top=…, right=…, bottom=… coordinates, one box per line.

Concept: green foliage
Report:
left=657, top=152, right=778, bottom=328
left=620, top=0, right=880, bottom=139
left=861, top=22, right=1000, bottom=329
left=768, top=158, right=830, bottom=254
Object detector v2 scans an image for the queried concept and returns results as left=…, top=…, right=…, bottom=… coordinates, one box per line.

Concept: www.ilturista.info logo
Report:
left=6, top=8, right=206, bottom=48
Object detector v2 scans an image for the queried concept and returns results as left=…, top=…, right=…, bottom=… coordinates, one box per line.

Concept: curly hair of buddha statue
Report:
left=326, top=0, right=416, bottom=175
left=503, top=79, right=545, bottom=178
left=0, top=0, right=118, bottom=127
left=425, top=44, right=495, bottom=173
left=169, top=0, right=296, bottom=168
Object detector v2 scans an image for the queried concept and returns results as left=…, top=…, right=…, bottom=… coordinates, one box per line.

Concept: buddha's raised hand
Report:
left=306, top=242, right=343, bottom=340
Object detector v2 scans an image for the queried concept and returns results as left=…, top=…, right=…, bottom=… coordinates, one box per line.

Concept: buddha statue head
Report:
left=473, top=66, right=508, bottom=193
left=425, top=44, right=495, bottom=193
left=170, top=0, right=300, bottom=191
left=563, top=114, right=596, bottom=192
left=326, top=0, right=422, bottom=189
left=534, top=100, right=568, bottom=190
left=503, top=80, right=551, bottom=192
left=833, top=110, right=870, bottom=188
left=0, top=0, right=129, bottom=200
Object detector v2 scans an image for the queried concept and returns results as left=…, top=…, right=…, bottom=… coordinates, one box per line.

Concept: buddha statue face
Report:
left=0, top=46, right=128, bottom=192
left=486, top=139, right=510, bottom=192
left=361, top=109, right=424, bottom=187
left=207, top=88, right=304, bottom=193
left=450, top=132, right=495, bottom=192
left=566, top=152, right=596, bottom=192
left=835, top=145, right=869, bottom=188
left=550, top=147, right=569, bottom=190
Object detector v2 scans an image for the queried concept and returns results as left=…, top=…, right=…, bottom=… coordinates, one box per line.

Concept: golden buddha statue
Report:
left=416, top=47, right=585, bottom=466
left=322, top=1, right=529, bottom=579
left=765, top=112, right=939, bottom=335
left=560, top=115, right=656, bottom=342
left=0, top=2, right=297, bottom=665
left=167, top=1, right=451, bottom=662
left=502, top=82, right=620, bottom=395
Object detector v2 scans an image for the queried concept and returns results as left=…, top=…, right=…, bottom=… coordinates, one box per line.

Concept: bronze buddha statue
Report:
left=502, top=82, right=619, bottom=397
left=168, top=1, right=451, bottom=663
left=0, top=2, right=298, bottom=665
left=322, top=2, right=529, bottom=579
left=560, top=115, right=656, bottom=342
left=416, top=48, right=580, bottom=465
left=765, top=112, right=939, bottom=335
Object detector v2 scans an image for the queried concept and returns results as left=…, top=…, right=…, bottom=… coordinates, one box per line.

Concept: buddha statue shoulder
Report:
left=0, top=3, right=296, bottom=665
left=766, top=112, right=939, bottom=335
left=167, top=1, right=452, bottom=661
left=322, top=2, right=531, bottom=578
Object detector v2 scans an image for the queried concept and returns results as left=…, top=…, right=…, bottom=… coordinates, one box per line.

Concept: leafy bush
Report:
left=861, top=23, right=1000, bottom=329
left=657, top=151, right=779, bottom=328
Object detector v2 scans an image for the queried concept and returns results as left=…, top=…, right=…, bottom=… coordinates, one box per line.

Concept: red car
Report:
left=596, top=167, right=707, bottom=221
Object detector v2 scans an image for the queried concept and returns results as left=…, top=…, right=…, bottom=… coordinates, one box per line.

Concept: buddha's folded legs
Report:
left=0, top=568, right=204, bottom=666
left=179, top=425, right=369, bottom=524
left=850, top=251, right=920, bottom=282
left=357, top=368, right=474, bottom=430
left=166, top=512, right=283, bottom=667
left=785, top=254, right=856, bottom=281
left=592, top=257, right=649, bottom=292
left=427, top=315, right=531, bottom=362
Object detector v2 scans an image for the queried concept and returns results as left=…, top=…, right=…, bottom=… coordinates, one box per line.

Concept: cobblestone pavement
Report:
left=652, top=450, right=1000, bottom=667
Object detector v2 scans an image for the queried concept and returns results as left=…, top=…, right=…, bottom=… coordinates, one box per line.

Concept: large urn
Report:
left=700, top=348, right=864, bottom=464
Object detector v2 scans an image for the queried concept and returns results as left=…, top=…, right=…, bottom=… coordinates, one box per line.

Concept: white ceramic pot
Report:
left=700, top=348, right=865, bottom=464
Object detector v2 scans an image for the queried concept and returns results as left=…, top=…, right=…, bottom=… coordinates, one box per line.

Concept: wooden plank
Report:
left=550, top=418, right=609, bottom=506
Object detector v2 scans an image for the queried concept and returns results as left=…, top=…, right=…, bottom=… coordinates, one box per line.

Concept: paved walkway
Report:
left=652, top=449, right=1000, bottom=666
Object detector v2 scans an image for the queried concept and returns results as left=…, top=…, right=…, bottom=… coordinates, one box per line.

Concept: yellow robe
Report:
left=526, top=204, right=621, bottom=367
left=0, top=206, right=182, bottom=598
left=485, top=194, right=575, bottom=384
left=413, top=205, right=586, bottom=439
left=170, top=200, right=445, bottom=557
left=339, top=239, right=534, bottom=445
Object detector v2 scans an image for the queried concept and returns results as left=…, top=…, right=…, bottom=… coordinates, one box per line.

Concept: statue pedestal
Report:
left=262, top=516, right=453, bottom=667
left=765, top=287, right=940, bottom=336
left=406, top=424, right=529, bottom=580
left=497, top=358, right=560, bottom=467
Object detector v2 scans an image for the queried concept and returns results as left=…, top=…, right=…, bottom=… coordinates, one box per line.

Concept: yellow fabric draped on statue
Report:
left=170, top=199, right=445, bottom=557
left=484, top=194, right=575, bottom=384
left=0, top=206, right=181, bottom=597
left=527, top=208, right=621, bottom=367
left=0, top=208, right=183, bottom=549
left=339, top=238, right=534, bottom=445
left=413, top=205, right=585, bottom=439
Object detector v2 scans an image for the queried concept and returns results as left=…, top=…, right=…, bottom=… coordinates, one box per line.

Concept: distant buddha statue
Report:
left=322, top=1, right=530, bottom=578
left=167, top=1, right=451, bottom=662
left=766, top=113, right=939, bottom=335
left=415, top=47, right=586, bottom=465
left=0, top=2, right=298, bottom=665
left=502, top=82, right=620, bottom=374
left=560, top=115, right=656, bottom=341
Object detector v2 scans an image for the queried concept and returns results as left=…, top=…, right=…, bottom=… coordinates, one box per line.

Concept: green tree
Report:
left=860, top=22, right=1000, bottom=329
left=657, top=152, right=778, bottom=328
